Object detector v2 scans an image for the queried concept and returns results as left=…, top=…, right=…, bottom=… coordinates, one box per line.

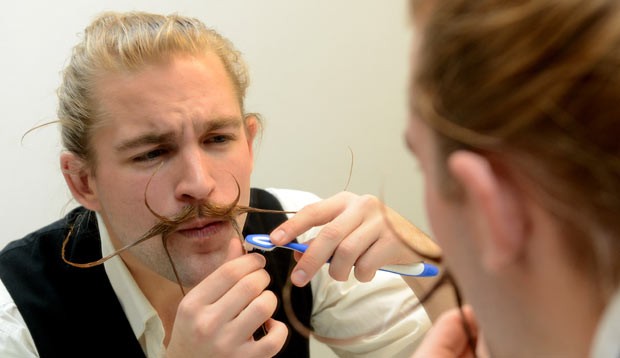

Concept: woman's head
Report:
left=58, top=11, right=250, bottom=170
left=410, top=0, right=620, bottom=294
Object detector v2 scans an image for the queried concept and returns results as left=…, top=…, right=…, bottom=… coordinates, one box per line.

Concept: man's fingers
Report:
left=413, top=305, right=479, bottom=358
left=217, top=268, right=272, bottom=323
left=232, top=290, right=279, bottom=339
left=242, top=318, right=288, bottom=358
left=270, top=192, right=352, bottom=245
left=192, top=253, right=266, bottom=304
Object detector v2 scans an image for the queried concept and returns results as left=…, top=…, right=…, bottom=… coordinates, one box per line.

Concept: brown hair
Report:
left=57, top=11, right=250, bottom=169
left=412, top=0, right=620, bottom=295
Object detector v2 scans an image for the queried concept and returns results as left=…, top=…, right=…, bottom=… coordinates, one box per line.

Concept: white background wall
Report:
left=0, top=1, right=429, bottom=355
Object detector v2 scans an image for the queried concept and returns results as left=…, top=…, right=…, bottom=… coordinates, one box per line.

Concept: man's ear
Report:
left=244, top=114, right=260, bottom=165
left=447, top=150, right=529, bottom=272
left=60, top=152, right=101, bottom=211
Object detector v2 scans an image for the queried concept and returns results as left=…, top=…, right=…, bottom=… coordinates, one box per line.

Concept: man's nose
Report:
left=173, top=147, right=216, bottom=203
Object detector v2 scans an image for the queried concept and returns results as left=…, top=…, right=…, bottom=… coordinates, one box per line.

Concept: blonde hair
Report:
left=412, top=0, right=620, bottom=295
left=58, top=11, right=249, bottom=166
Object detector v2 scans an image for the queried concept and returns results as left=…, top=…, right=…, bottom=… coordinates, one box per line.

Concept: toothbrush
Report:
left=244, top=234, right=439, bottom=277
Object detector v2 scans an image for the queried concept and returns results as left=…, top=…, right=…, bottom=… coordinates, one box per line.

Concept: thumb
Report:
left=413, top=305, right=478, bottom=358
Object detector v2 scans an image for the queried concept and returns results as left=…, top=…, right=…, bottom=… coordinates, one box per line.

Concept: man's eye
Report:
left=206, top=135, right=232, bottom=144
left=134, top=148, right=168, bottom=162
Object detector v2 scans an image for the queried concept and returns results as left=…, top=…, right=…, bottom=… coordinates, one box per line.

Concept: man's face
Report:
left=406, top=27, right=476, bottom=280
left=406, top=27, right=452, bottom=256
left=405, top=104, right=452, bottom=254
left=84, top=53, right=256, bottom=288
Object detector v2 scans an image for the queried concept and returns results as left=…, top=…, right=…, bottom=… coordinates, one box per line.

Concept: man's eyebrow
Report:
left=114, top=116, right=244, bottom=152
left=115, top=132, right=176, bottom=152
left=197, top=116, right=243, bottom=132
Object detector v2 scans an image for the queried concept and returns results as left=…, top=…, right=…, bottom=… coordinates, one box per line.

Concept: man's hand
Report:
left=270, top=191, right=440, bottom=286
left=166, top=252, right=288, bottom=358
left=413, top=305, right=483, bottom=358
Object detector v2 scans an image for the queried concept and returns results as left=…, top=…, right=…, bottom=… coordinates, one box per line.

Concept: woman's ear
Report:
left=60, top=152, right=101, bottom=211
left=447, top=150, right=529, bottom=272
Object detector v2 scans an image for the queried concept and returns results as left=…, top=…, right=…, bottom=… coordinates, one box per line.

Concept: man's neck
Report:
left=120, top=251, right=184, bottom=345
left=478, top=257, right=604, bottom=357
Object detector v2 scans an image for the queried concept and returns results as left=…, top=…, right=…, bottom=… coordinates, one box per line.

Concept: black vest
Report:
left=0, top=188, right=312, bottom=357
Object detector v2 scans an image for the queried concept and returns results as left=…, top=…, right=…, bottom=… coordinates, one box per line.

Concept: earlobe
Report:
left=60, top=152, right=101, bottom=211
left=447, top=150, right=528, bottom=272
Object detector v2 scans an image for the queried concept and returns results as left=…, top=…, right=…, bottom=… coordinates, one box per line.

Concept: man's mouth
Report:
left=176, top=219, right=226, bottom=239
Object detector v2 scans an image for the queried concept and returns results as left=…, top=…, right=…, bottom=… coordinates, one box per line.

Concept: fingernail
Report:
left=270, top=229, right=286, bottom=244
left=291, top=269, right=308, bottom=286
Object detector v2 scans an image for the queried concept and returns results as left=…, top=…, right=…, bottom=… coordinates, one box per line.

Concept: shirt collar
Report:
left=96, top=213, right=164, bottom=351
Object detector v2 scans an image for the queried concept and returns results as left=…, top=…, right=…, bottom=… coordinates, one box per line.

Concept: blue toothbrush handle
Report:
left=283, top=242, right=439, bottom=277
left=282, top=242, right=308, bottom=254
left=378, top=263, right=439, bottom=277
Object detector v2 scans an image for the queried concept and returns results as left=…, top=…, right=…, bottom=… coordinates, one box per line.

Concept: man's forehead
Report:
left=91, top=56, right=242, bottom=125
